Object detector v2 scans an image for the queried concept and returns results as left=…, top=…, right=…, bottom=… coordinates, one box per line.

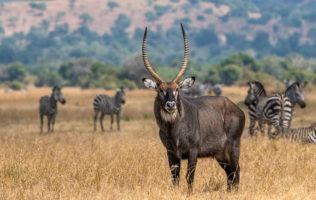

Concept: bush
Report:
left=218, top=64, right=242, bottom=85
left=3, top=81, right=26, bottom=90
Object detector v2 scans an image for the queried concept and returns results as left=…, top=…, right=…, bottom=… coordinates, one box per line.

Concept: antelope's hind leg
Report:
left=216, top=143, right=240, bottom=192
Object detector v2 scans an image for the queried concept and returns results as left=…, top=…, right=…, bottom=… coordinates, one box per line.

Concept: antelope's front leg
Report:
left=167, top=152, right=181, bottom=186
left=186, top=148, right=198, bottom=192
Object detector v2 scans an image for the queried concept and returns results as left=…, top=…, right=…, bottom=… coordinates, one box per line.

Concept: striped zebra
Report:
left=269, top=126, right=316, bottom=144
left=93, top=88, right=126, bottom=131
left=245, top=80, right=307, bottom=137
left=244, top=81, right=267, bottom=136
left=255, top=93, right=293, bottom=136
left=39, top=86, right=66, bottom=133
left=284, top=81, right=307, bottom=128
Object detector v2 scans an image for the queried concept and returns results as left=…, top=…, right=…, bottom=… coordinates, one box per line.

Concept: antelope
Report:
left=142, top=24, right=245, bottom=192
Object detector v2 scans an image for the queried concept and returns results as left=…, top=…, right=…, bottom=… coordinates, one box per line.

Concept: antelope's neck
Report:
left=154, top=96, right=183, bottom=129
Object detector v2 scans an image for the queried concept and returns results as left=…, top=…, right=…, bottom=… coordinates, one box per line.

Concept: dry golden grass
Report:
left=0, top=87, right=315, bottom=199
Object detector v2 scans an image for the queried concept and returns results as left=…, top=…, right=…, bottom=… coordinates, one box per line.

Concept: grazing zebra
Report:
left=244, top=81, right=267, bottom=136
left=93, top=88, right=126, bottom=131
left=39, top=86, right=66, bottom=133
left=269, top=126, right=316, bottom=144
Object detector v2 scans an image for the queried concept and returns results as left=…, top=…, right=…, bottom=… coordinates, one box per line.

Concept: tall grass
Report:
left=0, top=87, right=315, bottom=199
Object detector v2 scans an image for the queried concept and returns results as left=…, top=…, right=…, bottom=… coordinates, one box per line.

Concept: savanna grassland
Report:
left=0, top=86, right=315, bottom=200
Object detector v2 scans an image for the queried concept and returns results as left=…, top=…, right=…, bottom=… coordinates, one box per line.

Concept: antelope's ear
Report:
left=179, top=76, right=195, bottom=89
left=142, top=78, right=157, bottom=90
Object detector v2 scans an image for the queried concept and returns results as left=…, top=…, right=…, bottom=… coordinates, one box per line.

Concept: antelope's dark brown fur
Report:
left=142, top=24, right=245, bottom=192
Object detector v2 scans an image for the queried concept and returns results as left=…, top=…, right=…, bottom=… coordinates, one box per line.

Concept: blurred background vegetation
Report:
left=0, top=0, right=316, bottom=90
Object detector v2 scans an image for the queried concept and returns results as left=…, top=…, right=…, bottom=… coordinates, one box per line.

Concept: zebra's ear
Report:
left=142, top=78, right=157, bottom=90
left=179, top=76, right=195, bottom=89
left=302, top=81, right=308, bottom=88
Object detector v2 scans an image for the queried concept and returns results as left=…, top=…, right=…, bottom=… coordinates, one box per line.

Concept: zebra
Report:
left=244, top=81, right=267, bottom=136
left=285, top=81, right=307, bottom=108
left=245, top=80, right=307, bottom=137
left=284, top=81, right=307, bottom=128
left=39, top=86, right=66, bottom=133
left=181, top=82, right=209, bottom=97
left=245, top=81, right=292, bottom=136
left=269, top=126, right=316, bottom=144
left=213, top=83, right=222, bottom=96
left=93, top=88, right=126, bottom=131
left=256, top=93, right=293, bottom=136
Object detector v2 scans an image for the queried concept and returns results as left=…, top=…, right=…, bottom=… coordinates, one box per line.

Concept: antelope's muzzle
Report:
left=165, top=101, right=177, bottom=113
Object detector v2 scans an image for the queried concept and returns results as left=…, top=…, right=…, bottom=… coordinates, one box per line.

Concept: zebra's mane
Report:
left=252, top=81, right=267, bottom=96
left=285, top=81, right=300, bottom=95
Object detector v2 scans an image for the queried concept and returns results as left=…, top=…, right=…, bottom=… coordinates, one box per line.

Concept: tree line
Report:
left=1, top=52, right=315, bottom=90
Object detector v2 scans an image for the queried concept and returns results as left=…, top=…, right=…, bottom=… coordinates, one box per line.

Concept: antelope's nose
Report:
left=166, top=101, right=176, bottom=109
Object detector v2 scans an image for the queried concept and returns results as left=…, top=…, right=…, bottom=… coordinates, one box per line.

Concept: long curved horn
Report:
left=172, top=23, right=189, bottom=83
left=142, top=27, right=164, bottom=83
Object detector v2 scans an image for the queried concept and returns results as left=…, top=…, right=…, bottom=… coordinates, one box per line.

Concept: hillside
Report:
left=1, top=0, right=316, bottom=66
left=1, top=0, right=315, bottom=41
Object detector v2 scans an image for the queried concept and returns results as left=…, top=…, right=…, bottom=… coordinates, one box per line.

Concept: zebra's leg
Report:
left=100, top=113, right=105, bottom=132
left=94, top=110, right=99, bottom=131
left=51, top=114, right=56, bottom=132
left=40, top=114, right=44, bottom=133
left=258, top=118, right=265, bottom=135
left=249, top=119, right=256, bottom=136
left=116, top=112, right=120, bottom=131
left=47, top=115, right=51, bottom=133
left=110, top=114, right=113, bottom=130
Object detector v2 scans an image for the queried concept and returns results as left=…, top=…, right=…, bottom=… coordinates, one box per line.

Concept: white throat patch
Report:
left=160, top=109, right=178, bottom=122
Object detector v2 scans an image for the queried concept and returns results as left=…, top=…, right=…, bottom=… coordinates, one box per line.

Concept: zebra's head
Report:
left=115, top=88, right=125, bottom=105
left=285, top=81, right=307, bottom=108
left=52, top=86, right=66, bottom=104
left=142, top=24, right=195, bottom=115
left=244, top=81, right=266, bottom=106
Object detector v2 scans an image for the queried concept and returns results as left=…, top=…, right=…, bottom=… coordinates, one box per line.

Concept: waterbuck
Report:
left=142, top=24, right=245, bottom=192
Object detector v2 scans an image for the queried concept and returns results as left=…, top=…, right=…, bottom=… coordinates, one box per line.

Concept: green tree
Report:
left=107, top=1, right=119, bottom=10
left=79, top=13, right=93, bottom=26
left=36, top=69, right=64, bottom=87
left=220, top=52, right=260, bottom=72
left=218, top=64, right=242, bottom=85
left=29, top=2, right=46, bottom=11
left=205, top=67, right=221, bottom=84
left=6, top=62, right=27, bottom=82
